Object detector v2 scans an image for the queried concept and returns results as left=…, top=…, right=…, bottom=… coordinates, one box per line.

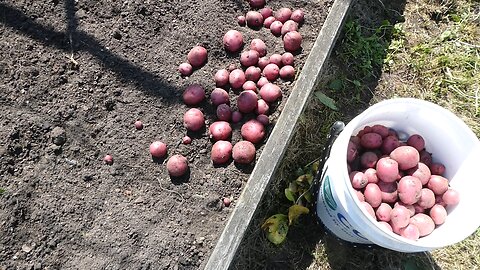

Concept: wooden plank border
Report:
left=204, top=0, right=354, bottom=269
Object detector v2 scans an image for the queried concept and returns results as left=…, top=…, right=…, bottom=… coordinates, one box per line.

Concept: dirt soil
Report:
left=0, top=0, right=332, bottom=269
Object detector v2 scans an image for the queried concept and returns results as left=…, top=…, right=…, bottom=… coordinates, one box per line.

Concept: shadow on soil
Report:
left=0, top=2, right=177, bottom=101
left=229, top=0, right=441, bottom=269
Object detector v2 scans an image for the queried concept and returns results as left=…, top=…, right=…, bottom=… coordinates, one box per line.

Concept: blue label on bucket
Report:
left=322, top=175, right=337, bottom=210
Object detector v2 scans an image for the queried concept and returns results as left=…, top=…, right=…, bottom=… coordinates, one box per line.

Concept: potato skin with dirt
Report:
left=166, top=154, right=189, bottom=177
left=390, top=145, right=420, bottom=170
left=360, top=132, right=383, bottom=149
left=232, top=141, right=256, bottom=164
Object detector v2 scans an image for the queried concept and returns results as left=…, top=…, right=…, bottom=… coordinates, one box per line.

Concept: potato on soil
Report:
left=250, top=39, right=267, bottom=57
left=410, top=213, right=435, bottom=237
left=229, top=69, right=246, bottom=89
left=255, top=99, right=269, bottom=115
left=103, top=154, right=113, bottom=165
left=211, top=140, right=232, bottom=165
left=223, top=30, right=244, bottom=53
left=248, top=0, right=265, bottom=9
left=281, top=52, right=294, bottom=66
left=279, top=65, right=295, bottom=80
left=187, top=46, right=207, bottom=67
left=270, top=20, right=283, bottom=36
left=183, top=108, right=205, bottom=131
left=257, top=77, right=269, bottom=88
left=264, top=16, right=276, bottom=29
left=242, top=81, right=257, bottom=92
left=210, top=88, right=230, bottom=106
left=237, top=15, right=246, bottom=26
left=216, top=104, right=232, bottom=121
left=232, top=141, right=256, bottom=164
left=209, top=121, right=232, bottom=141
left=290, top=9, right=305, bottom=24
left=237, top=90, right=258, bottom=113
left=245, top=66, right=261, bottom=82
left=274, top=7, right=292, bottom=23
left=281, top=20, right=298, bottom=35
left=364, top=183, right=382, bottom=208
left=263, top=63, right=280, bottom=81
left=258, top=57, right=270, bottom=70
left=390, top=146, right=420, bottom=170
left=241, top=119, right=265, bottom=144
left=259, top=7, right=272, bottom=19
left=183, top=84, right=205, bottom=106
left=259, top=83, right=282, bottom=103
left=166, top=154, right=188, bottom=177
left=256, top=114, right=269, bottom=125
left=283, top=31, right=302, bottom=52
left=360, top=132, right=383, bottom=149
left=246, top=11, right=263, bottom=28
left=240, top=50, right=259, bottom=67
left=150, top=141, right=168, bottom=158
left=269, top=54, right=283, bottom=66
left=178, top=62, right=193, bottom=76
left=231, top=111, right=242, bottom=123
left=214, top=69, right=230, bottom=87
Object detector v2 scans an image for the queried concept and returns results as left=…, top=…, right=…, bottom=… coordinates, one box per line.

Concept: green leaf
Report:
left=328, top=79, right=343, bottom=91
left=261, top=214, right=289, bottom=245
left=303, top=191, right=313, bottom=203
left=0, top=188, right=4, bottom=195
left=288, top=205, right=310, bottom=225
left=284, top=188, right=296, bottom=202
left=352, top=80, right=362, bottom=87
left=314, top=91, right=338, bottom=111
left=295, top=174, right=313, bottom=186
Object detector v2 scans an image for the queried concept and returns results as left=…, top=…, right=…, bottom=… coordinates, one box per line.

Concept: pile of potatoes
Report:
left=347, top=124, right=460, bottom=241
left=176, top=1, right=306, bottom=172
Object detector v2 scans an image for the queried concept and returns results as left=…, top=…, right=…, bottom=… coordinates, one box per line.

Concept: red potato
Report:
left=240, top=50, right=260, bottom=67
left=381, top=135, right=400, bottom=154
left=274, top=7, right=292, bottom=23
left=270, top=21, right=283, bottom=36
left=237, top=90, right=258, bottom=113
left=211, top=140, right=233, bottom=165
left=371, top=124, right=389, bottom=138
left=245, top=66, right=262, bottom=82
left=406, top=162, right=431, bottom=185
left=430, top=163, right=446, bottom=176
left=350, top=171, right=368, bottom=189
left=419, top=150, right=433, bottom=167
left=398, top=176, right=422, bottom=205
left=364, top=183, right=382, bottom=208
left=178, top=62, right=193, bottom=76
left=263, top=63, right=280, bottom=81
left=232, top=111, right=242, bottom=123
left=413, top=203, right=425, bottom=214
left=182, top=136, right=192, bottom=145
left=399, top=224, right=420, bottom=240
left=248, top=0, right=265, bottom=8
left=429, top=204, right=447, bottom=225
left=134, top=120, right=143, bottom=130
left=242, top=81, right=257, bottom=92
left=216, top=104, right=232, bottom=121
left=255, top=99, right=269, bottom=115
left=283, top=31, right=302, bottom=52
left=279, top=65, right=295, bottom=80
left=360, top=151, right=378, bottom=169
left=376, top=203, right=393, bottom=222
left=347, top=141, right=358, bottom=163
left=378, top=180, right=398, bottom=204
left=356, top=190, right=365, bottom=202
left=182, top=84, right=205, bottom=106
left=183, top=108, right=205, bottom=131
left=187, top=46, right=207, bottom=68
left=256, top=114, right=269, bottom=125
left=223, top=30, right=244, bottom=53
left=364, top=168, right=378, bottom=183
left=378, top=221, right=393, bottom=232
left=258, top=57, right=270, bottom=70
left=214, top=69, right=230, bottom=87
left=442, top=188, right=460, bottom=205
left=241, top=119, right=265, bottom=144
left=390, top=205, right=411, bottom=228
left=150, top=141, right=168, bottom=158
left=209, top=121, right=232, bottom=141
left=390, top=146, right=420, bottom=170
left=246, top=11, right=263, bottom=28
left=103, top=154, right=113, bottom=165
left=427, top=175, right=449, bottom=195
left=250, top=39, right=267, bottom=57
left=229, top=69, right=246, bottom=89
left=269, top=54, right=283, bottom=66
left=360, top=132, right=383, bottom=149
left=376, top=157, right=399, bottom=183
left=166, top=154, right=188, bottom=177
left=237, top=15, right=246, bottom=26
left=223, top=197, right=231, bottom=207
left=259, top=83, right=282, bottom=103
left=361, top=201, right=376, bottom=219
left=281, top=20, right=298, bottom=35
left=263, top=16, right=276, bottom=28
left=410, top=213, right=435, bottom=237
left=281, top=52, right=295, bottom=66
left=210, top=88, right=230, bottom=106
left=435, top=195, right=447, bottom=207
left=232, top=141, right=256, bottom=164
left=259, top=7, right=273, bottom=19
left=396, top=202, right=415, bottom=217
left=290, top=9, right=305, bottom=24
left=350, top=136, right=361, bottom=146
left=257, top=77, right=269, bottom=88
left=417, top=188, right=436, bottom=209
left=407, top=134, right=425, bottom=151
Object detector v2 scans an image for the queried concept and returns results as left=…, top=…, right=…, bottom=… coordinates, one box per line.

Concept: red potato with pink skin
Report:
left=371, top=124, right=389, bottom=138
left=245, top=10, right=263, bottom=27
left=430, top=163, right=446, bottom=175
left=259, top=83, right=282, bottom=103
left=399, top=224, right=420, bottom=240
left=258, top=57, right=270, bottom=70
left=209, top=121, right=232, bottom=141
left=269, top=54, right=283, bottom=66
left=183, top=84, right=205, bottom=106
left=229, top=69, right=246, bottom=89
left=407, top=134, right=425, bottom=151
left=376, top=157, right=399, bottom=183
left=417, top=188, right=436, bottom=209
left=210, top=88, right=230, bottom=106
left=398, top=176, right=422, bottom=205
left=360, top=132, right=383, bottom=149
left=178, top=63, right=193, bottom=76
left=283, top=31, right=302, bottom=52
left=360, top=151, right=378, bottom=169
left=356, top=190, right=365, bottom=202
left=231, top=111, right=242, bottom=123
left=281, top=20, right=298, bottom=35
left=255, top=99, right=269, bottom=115
left=223, top=30, right=244, bottom=53
left=376, top=203, right=392, bottom=222
left=150, top=141, right=168, bottom=158
left=442, top=188, right=460, bottom=205
left=429, top=204, right=447, bottom=225
left=275, top=7, right=292, bottom=23
left=347, top=141, right=358, bottom=163
left=263, top=64, right=280, bottom=81
left=216, top=104, right=232, bottom=121
left=381, top=135, right=400, bottom=154
left=390, top=205, right=411, bottom=228
left=248, top=0, right=265, bottom=9
left=390, top=146, right=420, bottom=170
left=237, top=90, right=258, bottom=113
left=395, top=202, right=415, bottom=217
left=290, top=9, right=305, bottom=24
left=245, top=66, right=262, bottom=82
left=256, top=114, right=269, bottom=125
left=270, top=21, right=283, bottom=36
left=279, top=65, right=295, bottom=80
left=232, top=141, right=256, bottom=164
left=410, top=213, right=435, bottom=237
left=183, top=108, right=205, bottom=131
left=241, top=119, right=265, bottom=144
left=166, top=154, right=189, bottom=177
left=364, top=183, right=382, bottom=208
left=187, top=46, right=207, bottom=68
left=427, top=175, right=449, bottom=195
left=214, top=69, right=230, bottom=87
left=349, top=171, right=368, bottom=189
left=406, top=162, right=431, bottom=185
left=237, top=15, right=246, bottom=26
left=361, top=201, right=376, bottom=219
left=364, top=168, right=378, bottom=183
left=250, top=39, right=267, bottom=57
left=259, top=7, right=272, bottom=19
left=378, top=221, right=393, bottom=232
left=240, top=50, right=259, bottom=67
left=242, top=81, right=257, bottom=92
left=182, top=136, right=192, bottom=145
left=263, top=16, right=276, bottom=28
left=419, top=150, right=433, bottom=167
left=281, top=52, right=294, bottom=66
left=211, top=140, right=232, bottom=165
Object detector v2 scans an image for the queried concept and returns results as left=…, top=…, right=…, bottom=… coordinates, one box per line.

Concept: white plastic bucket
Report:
left=316, top=98, right=480, bottom=252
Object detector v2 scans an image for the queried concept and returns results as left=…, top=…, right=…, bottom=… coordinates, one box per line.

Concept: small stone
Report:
left=50, top=127, right=66, bottom=145
left=112, top=30, right=122, bottom=40
left=33, top=263, right=42, bottom=270
left=134, top=197, right=144, bottom=204
left=21, top=244, right=32, bottom=253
